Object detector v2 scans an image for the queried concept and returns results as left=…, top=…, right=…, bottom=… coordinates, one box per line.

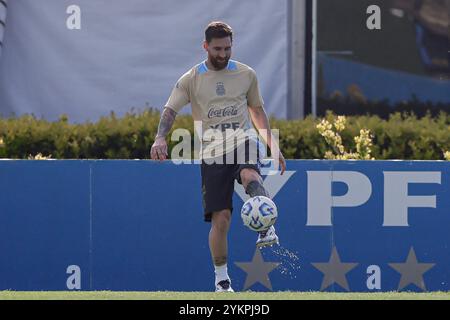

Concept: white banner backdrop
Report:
left=0, top=0, right=288, bottom=123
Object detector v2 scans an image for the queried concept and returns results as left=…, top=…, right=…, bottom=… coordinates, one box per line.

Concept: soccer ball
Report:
left=240, top=196, right=278, bottom=232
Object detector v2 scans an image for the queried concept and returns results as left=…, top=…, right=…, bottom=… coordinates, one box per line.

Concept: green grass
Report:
left=1, top=291, right=450, bottom=300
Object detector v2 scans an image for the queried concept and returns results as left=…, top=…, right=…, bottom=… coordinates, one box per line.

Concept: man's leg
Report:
left=240, top=168, right=279, bottom=247
left=209, top=209, right=233, bottom=291
left=209, top=209, right=231, bottom=267
left=240, top=168, right=269, bottom=198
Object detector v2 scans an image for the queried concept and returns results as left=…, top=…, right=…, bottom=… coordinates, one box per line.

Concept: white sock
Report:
left=214, top=264, right=229, bottom=285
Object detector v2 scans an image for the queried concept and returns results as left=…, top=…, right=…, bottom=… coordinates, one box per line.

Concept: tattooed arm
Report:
left=150, top=107, right=177, bottom=161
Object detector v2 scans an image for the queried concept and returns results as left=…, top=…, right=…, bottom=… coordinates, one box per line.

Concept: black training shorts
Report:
left=201, top=139, right=262, bottom=222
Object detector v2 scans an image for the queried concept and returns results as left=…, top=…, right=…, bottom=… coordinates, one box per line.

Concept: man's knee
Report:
left=240, top=168, right=261, bottom=187
left=241, top=169, right=270, bottom=198
left=211, top=210, right=231, bottom=233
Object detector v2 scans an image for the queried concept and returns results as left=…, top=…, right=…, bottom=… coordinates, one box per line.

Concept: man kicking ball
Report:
left=150, top=21, right=286, bottom=292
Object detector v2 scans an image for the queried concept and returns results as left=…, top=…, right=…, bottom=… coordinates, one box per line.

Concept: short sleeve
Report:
left=247, top=69, right=264, bottom=108
left=165, top=71, right=191, bottom=113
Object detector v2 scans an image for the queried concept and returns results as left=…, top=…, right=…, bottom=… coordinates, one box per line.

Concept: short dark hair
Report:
left=205, top=21, right=233, bottom=43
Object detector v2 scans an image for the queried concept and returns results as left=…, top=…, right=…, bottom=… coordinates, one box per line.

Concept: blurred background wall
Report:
left=0, top=0, right=448, bottom=122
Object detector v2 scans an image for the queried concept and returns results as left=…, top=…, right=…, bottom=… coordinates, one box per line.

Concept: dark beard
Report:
left=210, top=56, right=229, bottom=70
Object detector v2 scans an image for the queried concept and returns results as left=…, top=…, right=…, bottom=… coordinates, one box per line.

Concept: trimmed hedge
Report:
left=0, top=109, right=449, bottom=160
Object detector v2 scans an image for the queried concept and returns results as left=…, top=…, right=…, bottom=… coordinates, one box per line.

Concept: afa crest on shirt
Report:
left=216, top=82, right=226, bottom=96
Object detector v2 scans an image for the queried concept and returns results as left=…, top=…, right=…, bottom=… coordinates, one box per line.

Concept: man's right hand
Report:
left=150, top=136, right=168, bottom=161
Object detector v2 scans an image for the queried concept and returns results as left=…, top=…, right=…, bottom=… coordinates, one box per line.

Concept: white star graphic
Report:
left=235, top=248, right=280, bottom=291
left=312, top=247, right=359, bottom=291
left=388, top=247, right=435, bottom=291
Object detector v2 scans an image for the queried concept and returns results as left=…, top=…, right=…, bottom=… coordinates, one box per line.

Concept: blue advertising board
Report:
left=0, top=160, right=449, bottom=292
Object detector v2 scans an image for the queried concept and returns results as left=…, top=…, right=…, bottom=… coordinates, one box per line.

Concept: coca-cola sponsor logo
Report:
left=208, top=106, right=238, bottom=118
